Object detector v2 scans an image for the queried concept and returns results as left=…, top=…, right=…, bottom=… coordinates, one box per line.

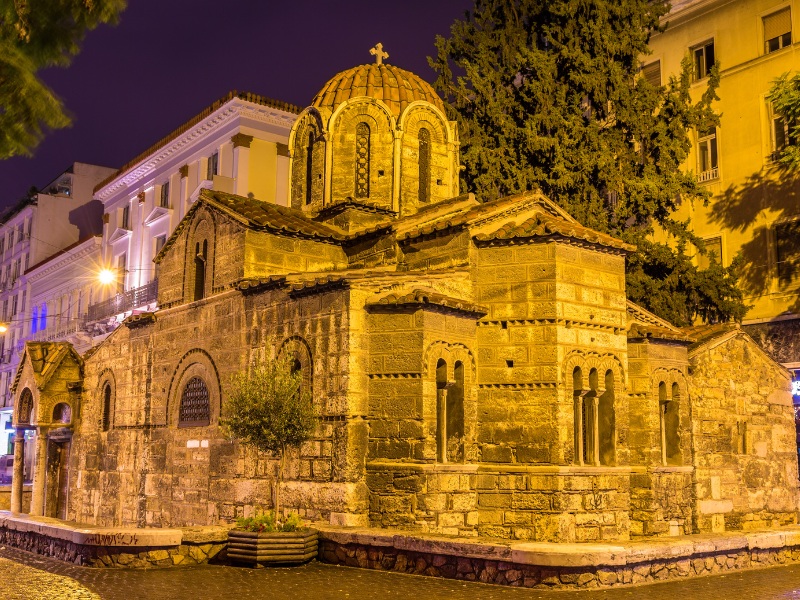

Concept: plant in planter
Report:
left=222, top=355, right=318, bottom=565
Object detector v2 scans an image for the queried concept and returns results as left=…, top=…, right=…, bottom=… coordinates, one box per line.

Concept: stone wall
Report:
left=73, top=284, right=367, bottom=528
left=367, top=464, right=631, bottom=542
left=688, top=330, right=799, bottom=532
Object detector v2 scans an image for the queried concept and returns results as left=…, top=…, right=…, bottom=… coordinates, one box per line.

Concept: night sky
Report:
left=0, top=0, right=473, bottom=209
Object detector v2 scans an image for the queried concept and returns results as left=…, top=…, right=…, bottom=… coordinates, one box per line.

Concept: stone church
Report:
left=8, top=54, right=799, bottom=543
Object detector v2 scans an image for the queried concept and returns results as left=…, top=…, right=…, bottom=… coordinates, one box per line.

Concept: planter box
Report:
left=227, top=528, right=318, bottom=566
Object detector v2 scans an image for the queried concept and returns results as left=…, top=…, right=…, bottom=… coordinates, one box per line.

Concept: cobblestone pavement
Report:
left=0, top=547, right=799, bottom=600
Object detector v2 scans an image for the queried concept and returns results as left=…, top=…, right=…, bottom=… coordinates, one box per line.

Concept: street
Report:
left=1, top=547, right=799, bottom=600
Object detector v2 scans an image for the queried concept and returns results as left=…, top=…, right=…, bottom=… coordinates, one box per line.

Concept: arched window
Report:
left=102, top=383, right=112, bottom=432
left=18, top=388, right=33, bottom=424
left=447, top=361, right=465, bottom=462
left=573, top=367, right=584, bottom=465
left=436, top=359, right=448, bottom=463
left=305, top=132, right=315, bottom=205
left=662, top=382, right=681, bottom=465
left=52, top=403, right=71, bottom=424
left=598, top=370, right=616, bottom=466
left=179, top=377, right=210, bottom=427
left=354, top=122, right=370, bottom=198
left=418, top=128, right=431, bottom=203
left=194, top=240, right=207, bottom=301
left=39, top=303, right=47, bottom=331
left=31, top=307, right=38, bottom=335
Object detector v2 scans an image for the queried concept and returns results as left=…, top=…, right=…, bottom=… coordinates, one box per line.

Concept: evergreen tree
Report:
left=430, top=0, right=747, bottom=326
left=0, top=0, right=126, bottom=159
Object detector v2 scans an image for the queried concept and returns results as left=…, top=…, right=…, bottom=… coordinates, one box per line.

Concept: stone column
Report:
left=231, top=134, right=253, bottom=197
left=29, top=427, right=48, bottom=516
left=178, top=165, right=189, bottom=223
left=574, top=393, right=584, bottom=466
left=10, top=429, right=24, bottom=513
left=590, top=396, right=600, bottom=466
left=660, top=401, right=667, bottom=466
left=436, top=381, right=455, bottom=463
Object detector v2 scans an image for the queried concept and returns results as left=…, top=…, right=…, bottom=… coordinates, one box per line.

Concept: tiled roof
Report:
left=312, top=63, right=445, bottom=117
left=475, top=212, right=635, bottom=252
left=314, top=198, right=397, bottom=220
left=11, top=342, right=84, bottom=395
left=234, top=276, right=287, bottom=294
left=627, top=322, right=694, bottom=343
left=123, top=312, right=157, bottom=329
left=94, top=91, right=301, bottom=193
left=289, top=275, right=348, bottom=296
left=367, top=289, right=488, bottom=317
left=685, top=322, right=740, bottom=349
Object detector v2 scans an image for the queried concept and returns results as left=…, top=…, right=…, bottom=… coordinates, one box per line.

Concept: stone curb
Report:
left=315, top=523, right=800, bottom=568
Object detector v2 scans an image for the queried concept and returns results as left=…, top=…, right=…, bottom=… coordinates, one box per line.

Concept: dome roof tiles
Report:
left=312, top=63, right=446, bottom=117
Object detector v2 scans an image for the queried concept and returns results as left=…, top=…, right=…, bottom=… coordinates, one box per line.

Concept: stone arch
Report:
left=288, top=108, right=327, bottom=210
left=52, top=402, right=71, bottom=425
left=328, top=99, right=395, bottom=209
left=277, top=335, right=314, bottom=398
left=184, top=211, right=216, bottom=303
left=399, top=102, right=456, bottom=213
left=97, top=368, right=116, bottom=432
left=652, top=368, right=687, bottom=466
left=167, top=349, right=222, bottom=428
left=423, top=341, right=476, bottom=379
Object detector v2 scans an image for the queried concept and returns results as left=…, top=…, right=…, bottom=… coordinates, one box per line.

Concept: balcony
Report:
left=87, top=279, right=158, bottom=322
left=27, top=318, right=87, bottom=343
left=697, top=168, right=719, bottom=183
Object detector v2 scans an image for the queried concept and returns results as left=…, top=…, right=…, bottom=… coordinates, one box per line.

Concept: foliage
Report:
left=0, top=0, right=126, bottom=158
left=768, top=72, right=800, bottom=171
left=430, top=0, right=747, bottom=326
left=235, top=511, right=304, bottom=533
left=222, top=354, right=316, bottom=516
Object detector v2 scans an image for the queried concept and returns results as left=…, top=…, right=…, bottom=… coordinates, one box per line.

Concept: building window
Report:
left=194, top=240, right=208, bottom=301
left=697, top=126, right=718, bottom=182
left=39, top=303, right=47, bottom=331
left=11, top=295, right=17, bottom=317
left=155, top=235, right=167, bottom=255
left=641, top=60, right=661, bottom=87
left=764, top=7, right=792, bottom=54
left=160, top=182, right=170, bottom=208
left=17, top=388, right=33, bottom=424
left=20, top=290, right=25, bottom=313
left=178, top=376, right=210, bottom=427
left=1, top=237, right=6, bottom=255
left=697, top=235, right=723, bottom=269
left=776, top=219, right=800, bottom=285
left=207, top=152, right=219, bottom=180
left=1, top=300, right=6, bottom=321
left=102, top=383, right=112, bottom=432
left=121, top=205, right=130, bottom=229
left=31, top=307, right=37, bottom=335
left=16, top=225, right=22, bottom=244
left=659, top=382, right=682, bottom=466
left=354, top=122, right=370, bottom=198
left=305, top=132, right=315, bottom=206
left=691, top=39, right=715, bottom=81
left=418, top=128, right=431, bottom=203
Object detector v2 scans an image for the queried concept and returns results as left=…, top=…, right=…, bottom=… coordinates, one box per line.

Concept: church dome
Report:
left=311, top=62, right=446, bottom=118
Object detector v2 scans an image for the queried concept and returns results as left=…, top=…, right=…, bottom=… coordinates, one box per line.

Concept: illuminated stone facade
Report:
left=9, top=56, right=799, bottom=543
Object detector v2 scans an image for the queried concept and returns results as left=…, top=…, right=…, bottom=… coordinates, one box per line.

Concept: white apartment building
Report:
left=0, top=162, right=115, bottom=461
left=88, top=91, right=299, bottom=328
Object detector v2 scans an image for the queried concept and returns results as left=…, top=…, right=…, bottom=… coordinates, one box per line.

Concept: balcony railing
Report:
left=26, top=318, right=87, bottom=343
left=697, top=168, right=719, bottom=183
left=87, top=279, right=158, bottom=322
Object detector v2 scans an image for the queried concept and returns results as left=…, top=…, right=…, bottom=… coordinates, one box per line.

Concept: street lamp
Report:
left=98, top=268, right=116, bottom=285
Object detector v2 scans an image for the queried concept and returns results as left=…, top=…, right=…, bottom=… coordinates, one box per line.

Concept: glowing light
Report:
left=0, top=323, right=7, bottom=333
left=99, top=269, right=116, bottom=285
left=792, top=380, right=800, bottom=397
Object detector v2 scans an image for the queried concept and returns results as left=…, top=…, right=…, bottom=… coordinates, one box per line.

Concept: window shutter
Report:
left=642, top=61, right=661, bottom=87
left=764, top=8, right=791, bottom=40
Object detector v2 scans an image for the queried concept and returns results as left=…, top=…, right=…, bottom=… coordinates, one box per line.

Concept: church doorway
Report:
left=45, top=438, right=70, bottom=519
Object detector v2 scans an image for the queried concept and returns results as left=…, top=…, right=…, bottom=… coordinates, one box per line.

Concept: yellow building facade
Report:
left=649, top=0, right=800, bottom=373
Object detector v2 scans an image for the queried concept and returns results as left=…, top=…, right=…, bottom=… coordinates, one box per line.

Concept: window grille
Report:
left=305, top=132, right=314, bottom=205
left=418, top=128, right=431, bottom=203
left=18, top=389, right=32, bottom=424
left=354, top=123, right=370, bottom=198
left=179, top=377, right=210, bottom=427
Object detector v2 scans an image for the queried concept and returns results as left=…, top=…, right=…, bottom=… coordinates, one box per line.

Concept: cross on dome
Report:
left=370, top=43, right=389, bottom=65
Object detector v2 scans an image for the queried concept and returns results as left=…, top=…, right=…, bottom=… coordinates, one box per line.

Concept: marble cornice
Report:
left=26, top=239, right=101, bottom=281
left=96, top=99, right=297, bottom=201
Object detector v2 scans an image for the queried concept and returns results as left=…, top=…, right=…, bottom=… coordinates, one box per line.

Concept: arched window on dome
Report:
left=418, top=128, right=431, bottom=203
left=305, top=132, right=315, bottom=206
left=354, top=122, right=370, bottom=198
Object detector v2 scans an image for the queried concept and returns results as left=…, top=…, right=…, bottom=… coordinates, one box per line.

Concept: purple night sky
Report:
left=0, top=0, right=473, bottom=209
